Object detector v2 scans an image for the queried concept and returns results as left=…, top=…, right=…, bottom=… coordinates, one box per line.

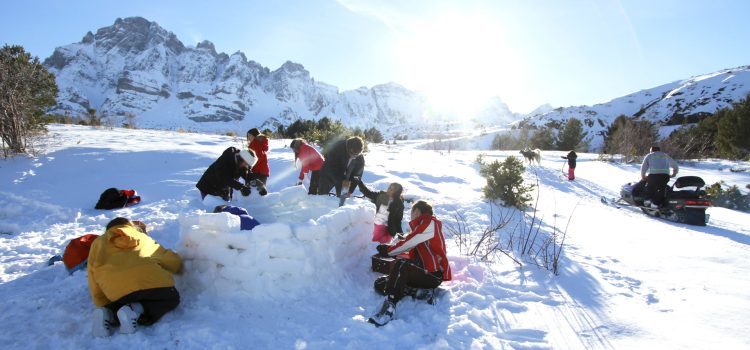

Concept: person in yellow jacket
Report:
left=88, top=217, right=182, bottom=336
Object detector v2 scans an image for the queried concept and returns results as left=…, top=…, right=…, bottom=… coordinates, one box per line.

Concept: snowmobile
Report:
left=601, top=175, right=711, bottom=226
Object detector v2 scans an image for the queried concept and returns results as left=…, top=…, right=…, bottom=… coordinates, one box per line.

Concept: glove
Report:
left=376, top=244, right=391, bottom=257
left=296, top=181, right=303, bottom=186
left=240, top=186, right=251, bottom=197
left=259, top=187, right=268, bottom=196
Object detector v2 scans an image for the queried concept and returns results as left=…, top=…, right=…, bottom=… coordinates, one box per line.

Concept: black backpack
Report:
left=95, top=188, right=140, bottom=210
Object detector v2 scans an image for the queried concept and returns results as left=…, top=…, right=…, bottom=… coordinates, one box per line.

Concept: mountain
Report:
left=43, top=17, right=520, bottom=135
left=517, top=66, right=750, bottom=150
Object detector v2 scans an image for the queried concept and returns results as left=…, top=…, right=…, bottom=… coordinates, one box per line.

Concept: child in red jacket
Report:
left=368, top=200, right=451, bottom=327
left=290, top=138, right=325, bottom=195
left=246, top=128, right=270, bottom=196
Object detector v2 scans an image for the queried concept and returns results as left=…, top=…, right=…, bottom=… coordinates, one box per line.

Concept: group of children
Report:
left=73, top=128, right=450, bottom=336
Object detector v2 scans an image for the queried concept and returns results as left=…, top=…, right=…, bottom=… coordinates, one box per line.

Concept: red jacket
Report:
left=249, top=136, right=270, bottom=176
left=298, top=143, right=324, bottom=180
left=388, top=214, right=452, bottom=281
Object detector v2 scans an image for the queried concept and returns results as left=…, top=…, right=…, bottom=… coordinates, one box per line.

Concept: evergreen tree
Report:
left=555, top=118, right=586, bottom=151
left=716, top=93, right=750, bottom=159
left=0, top=45, right=58, bottom=157
left=363, top=127, right=384, bottom=143
left=479, top=156, right=533, bottom=209
left=530, top=127, right=555, bottom=150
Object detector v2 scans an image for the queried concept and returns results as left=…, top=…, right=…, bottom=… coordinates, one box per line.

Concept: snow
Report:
left=1, top=124, right=749, bottom=349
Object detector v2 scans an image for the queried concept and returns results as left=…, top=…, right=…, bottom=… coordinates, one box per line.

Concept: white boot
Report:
left=92, top=307, right=116, bottom=337
left=117, top=302, right=144, bottom=334
left=368, top=298, right=396, bottom=327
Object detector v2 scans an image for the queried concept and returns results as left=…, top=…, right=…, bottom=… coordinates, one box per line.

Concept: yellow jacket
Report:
left=87, top=224, right=182, bottom=307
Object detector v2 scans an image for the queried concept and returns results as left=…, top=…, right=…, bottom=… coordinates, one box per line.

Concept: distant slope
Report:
left=518, top=66, right=750, bottom=150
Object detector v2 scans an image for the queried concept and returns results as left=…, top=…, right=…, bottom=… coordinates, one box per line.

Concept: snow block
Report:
left=178, top=189, right=373, bottom=299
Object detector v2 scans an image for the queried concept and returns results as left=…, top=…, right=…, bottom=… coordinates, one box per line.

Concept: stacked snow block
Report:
left=178, top=185, right=375, bottom=299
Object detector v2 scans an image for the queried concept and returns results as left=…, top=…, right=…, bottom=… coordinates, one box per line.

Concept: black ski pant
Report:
left=308, top=170, right=321, bottom=195
left=376, top=259, right=442, bottom=303
left=317, top=172, right=342, bottom=196
left=104, top=287, right=180, bottom=326
left=645, top=174, right=671, bottom=206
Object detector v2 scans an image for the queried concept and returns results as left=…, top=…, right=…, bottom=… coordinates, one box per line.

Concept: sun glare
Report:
left=395, top=13, right=526, bottom=118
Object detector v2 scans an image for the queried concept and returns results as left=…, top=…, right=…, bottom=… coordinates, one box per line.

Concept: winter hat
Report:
left=238, top=149, right=258, bottom=167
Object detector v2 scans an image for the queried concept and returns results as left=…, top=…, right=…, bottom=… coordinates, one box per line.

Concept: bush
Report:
left=479, top=156, right=534, bottom=209
left=364, top=127, right=384, bottom=143
left=603, top=115, right=656, bottom=161
left=705, top=181, right=750, bottom=211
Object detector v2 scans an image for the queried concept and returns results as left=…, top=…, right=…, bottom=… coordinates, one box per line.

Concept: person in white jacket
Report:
left=640, top=146, right=679, bottom=208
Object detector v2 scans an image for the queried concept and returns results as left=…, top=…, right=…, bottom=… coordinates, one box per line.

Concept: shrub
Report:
left=603, top=115, right=657, bottom=161
left=705, top=181, right=750, bottom=211
left=479, top=156, right=534, bottom=209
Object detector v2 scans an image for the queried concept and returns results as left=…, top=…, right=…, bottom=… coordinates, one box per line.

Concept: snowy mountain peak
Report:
left=44, top=17, right=521, bottom=134
left=94, top=16, right=185, bottom=55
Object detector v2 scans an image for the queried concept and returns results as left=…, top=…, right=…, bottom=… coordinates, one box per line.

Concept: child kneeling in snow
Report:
left=213, top=205, right=261, bottom=230
left=356, top=179, right=404, bottom=243
left=368, top=200, right=452, bottom=327
left=87, top=217, right=182, bottom=336
left=196, top=146, right=257, bottom=202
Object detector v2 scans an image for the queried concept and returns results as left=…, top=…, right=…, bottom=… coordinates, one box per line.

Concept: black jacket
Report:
left=357, top=181, right=403, bottom=237
left=562, top=150, right=577, bottom=168
left=196, top=147, right=247, bottom=200
left=321, top=139, right=365, bottom=194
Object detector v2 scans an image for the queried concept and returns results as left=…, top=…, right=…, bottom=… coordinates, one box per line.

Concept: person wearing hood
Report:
left=87, top=217, right=182, bottom=336
left=196, top=146, right=257, bottom=201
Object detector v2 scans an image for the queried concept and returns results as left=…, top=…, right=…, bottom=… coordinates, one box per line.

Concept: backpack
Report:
left=95, top=188, right=141, bottom=209
left=62, top=234, right=100, bottom=270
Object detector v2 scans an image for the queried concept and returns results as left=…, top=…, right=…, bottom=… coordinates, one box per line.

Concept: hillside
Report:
left=518, top=66, right=750, bottom=150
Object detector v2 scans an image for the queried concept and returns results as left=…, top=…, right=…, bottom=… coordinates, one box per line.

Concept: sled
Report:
left=601, top=176, right=711, bottom=226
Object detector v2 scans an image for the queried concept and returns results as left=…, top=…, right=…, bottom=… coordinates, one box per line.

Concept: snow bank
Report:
left=178, top=186, right=375, bottom=299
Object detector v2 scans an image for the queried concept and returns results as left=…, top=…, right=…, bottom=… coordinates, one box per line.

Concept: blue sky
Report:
left=2, top=0, right=749, bottom=113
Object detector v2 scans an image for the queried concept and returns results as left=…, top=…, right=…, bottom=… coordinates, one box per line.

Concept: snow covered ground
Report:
left=1, top=124, right=749, bottom=349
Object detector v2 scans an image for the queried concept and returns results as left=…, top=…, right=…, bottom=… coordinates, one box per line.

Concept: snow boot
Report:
left=368, top=298, right=396, bottom=327
left=92, top=307, right=116, bottom=337
left=117, top=302, right=144, bottom=334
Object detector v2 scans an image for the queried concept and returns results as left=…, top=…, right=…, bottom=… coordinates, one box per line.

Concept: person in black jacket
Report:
left=196, top=147, right=257, bottom=201
left=357, top=180, right=404, bottom=243
left=561, top=150, right=577, bottom=181
left=317, top=136, right=365, bottom=196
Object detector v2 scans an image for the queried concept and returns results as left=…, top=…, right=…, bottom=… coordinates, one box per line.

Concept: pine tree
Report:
left=479, top=156, right=533, bottom=209
left=555, top=118, right=586, bottom=151
left=0, top=45, right=58, bottom=157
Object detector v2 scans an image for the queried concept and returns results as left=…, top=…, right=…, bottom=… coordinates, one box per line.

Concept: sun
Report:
left=394, top=13, right=526, bottom=118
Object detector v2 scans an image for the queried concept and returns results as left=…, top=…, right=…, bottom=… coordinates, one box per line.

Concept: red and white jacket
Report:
left=387, top=214, right=452, bottom=281
left=298, top=143, right=324, bottom=180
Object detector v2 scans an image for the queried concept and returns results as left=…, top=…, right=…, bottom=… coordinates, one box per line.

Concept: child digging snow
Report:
left=369, top=200, right=451, bottom=327
left=356, top=179, right=404, bottom=243
left=196, top=146, right=257, bottom=202
left=87, top=217, right=182, bottom=336
left=290, top=138, right=325, bottom=195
